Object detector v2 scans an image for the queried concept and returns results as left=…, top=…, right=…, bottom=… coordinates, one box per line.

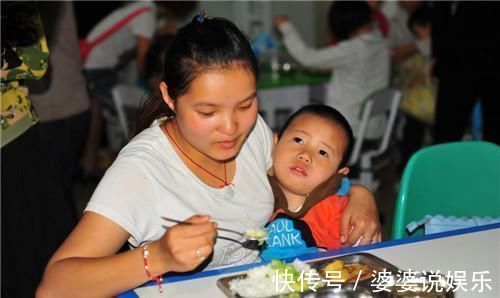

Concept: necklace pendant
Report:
left=222, top=184, right=235, bottom=200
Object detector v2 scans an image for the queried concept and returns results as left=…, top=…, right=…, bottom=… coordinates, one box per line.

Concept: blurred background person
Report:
left=29, top=2, right=91, bottom=220
left=385, top=0, right=424, bottom=64
left=275, top=1, right=390, bottom=140
left=367, top=0, right=389, bottom=38
left=328, top=0, right=389, bottom=45
left=393, top=5, right=436, bottom=173
left=432, top=2, right=500, bottom=144
left=79, top=1, right=197, bottom=178
left=1, top=2, right=74, bottom=297
left=79, top=0, right=157, bottom=178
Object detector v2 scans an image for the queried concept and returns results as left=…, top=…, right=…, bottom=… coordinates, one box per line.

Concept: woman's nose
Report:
left=219, top=114, right=238, bottom=136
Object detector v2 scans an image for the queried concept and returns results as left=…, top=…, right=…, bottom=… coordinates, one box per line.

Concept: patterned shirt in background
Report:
left=1, top=3, right=49, bottom=147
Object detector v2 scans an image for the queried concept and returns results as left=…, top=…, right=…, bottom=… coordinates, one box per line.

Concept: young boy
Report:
left=261, top=104, right=354, bottom=261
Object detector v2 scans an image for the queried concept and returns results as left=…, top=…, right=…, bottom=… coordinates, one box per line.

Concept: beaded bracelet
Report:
left=142, top=243, right=164, bottom=293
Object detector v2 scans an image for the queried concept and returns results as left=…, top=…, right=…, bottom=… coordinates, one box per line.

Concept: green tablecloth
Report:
left=258, top=70, right=330, bottom=89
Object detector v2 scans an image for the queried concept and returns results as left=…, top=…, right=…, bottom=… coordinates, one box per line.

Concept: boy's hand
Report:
left=273, top=15, right=288, bottom=27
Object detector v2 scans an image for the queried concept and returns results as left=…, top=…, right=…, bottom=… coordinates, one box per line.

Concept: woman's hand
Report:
left=157, top=215, right=217, bottom=273
left=340, top=185, right=382, bottom=247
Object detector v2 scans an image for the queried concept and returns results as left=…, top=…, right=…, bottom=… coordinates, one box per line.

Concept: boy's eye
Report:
left=293, top=137, right=303, bottom=144
left=319, top=150, right=329, bottom=157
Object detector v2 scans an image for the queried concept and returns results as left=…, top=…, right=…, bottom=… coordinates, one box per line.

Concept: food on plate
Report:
left=322, top=260, right=373, bottom=283
left=229, top=259, right=324, bottom=297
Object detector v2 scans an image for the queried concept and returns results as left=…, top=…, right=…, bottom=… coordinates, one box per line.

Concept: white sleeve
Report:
left=85, top=161, right=156, bottom=245
left=278, top=22, right=356, bottom=68
left=254, top=115, right=274, bottom=170
left=130, top=9, right=156, bottom=39
left=416, top=38, right=431, bottom=58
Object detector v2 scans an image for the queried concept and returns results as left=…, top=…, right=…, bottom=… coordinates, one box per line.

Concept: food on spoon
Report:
left=244, top=227, right=268, bottom=245
left=229, top=259, right=324, bottom=297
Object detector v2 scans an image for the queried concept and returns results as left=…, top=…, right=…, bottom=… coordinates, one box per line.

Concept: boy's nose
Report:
left=297, top=152, right=311, bottom=163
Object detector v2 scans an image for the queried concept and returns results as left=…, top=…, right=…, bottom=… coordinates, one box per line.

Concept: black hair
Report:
left=408, top=5, right=431, bottom=31
left=1, top=2, right=41, bottom=47
left=278, top=104, right=354, bottom=169
left=328, top=1, right=372, bottom=42
left=156, top=1, right=198, bottom=18
left=132, top=16, right=258, bottom=138
left=143, top=34, right=175, bottom=86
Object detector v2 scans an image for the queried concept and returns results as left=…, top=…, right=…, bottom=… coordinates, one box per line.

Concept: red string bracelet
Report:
left=142, top=243, right=164, bottom=293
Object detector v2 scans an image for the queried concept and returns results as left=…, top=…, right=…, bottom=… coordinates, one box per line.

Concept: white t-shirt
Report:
left=84, top=2, right=156, bottom=70
left=85, top=116, right=275, bottom=268
left=278, top=22, right=390, bottom=139
left=384, top=3, right=430, bottom=57
left=386, top=4, right=415, bottom=48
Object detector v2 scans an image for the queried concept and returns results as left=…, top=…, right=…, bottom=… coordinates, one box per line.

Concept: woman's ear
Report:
left=338, top=166, right=350, bottom=176
left=159, top=82, right=175, bottom=112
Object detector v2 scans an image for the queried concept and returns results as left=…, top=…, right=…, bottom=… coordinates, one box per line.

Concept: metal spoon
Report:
left=160, top=216, right=262, bottom=240
left=216, top=236, right=264, bottom=251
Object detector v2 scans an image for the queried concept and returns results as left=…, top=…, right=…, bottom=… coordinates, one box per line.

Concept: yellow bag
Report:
left=392, top=53, right=436, bottom=125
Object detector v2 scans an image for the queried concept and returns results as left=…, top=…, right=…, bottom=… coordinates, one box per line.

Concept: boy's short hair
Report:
left=328, top=1, right=372, bottom=42
left=408, top=5, right=431, bottom=31
left=278, top=104, right=354, bottom=168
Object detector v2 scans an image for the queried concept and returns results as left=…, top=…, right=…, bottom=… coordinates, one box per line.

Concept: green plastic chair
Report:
left=392, top=141, right=500, bottom=239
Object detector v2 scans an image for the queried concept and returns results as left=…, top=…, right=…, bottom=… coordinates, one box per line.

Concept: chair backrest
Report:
left=111, top=84, right=146, bottom=138
left=349, top=88, right=402, bottom=165
left=392, top=141, right=500, bottom=239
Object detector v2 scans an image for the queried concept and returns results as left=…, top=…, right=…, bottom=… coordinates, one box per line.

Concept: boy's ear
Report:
left=270, top=132, right=279, bottom=161
left=338, top=166, right=349, bottom=176
left=159, top=82, right=175, bottom=112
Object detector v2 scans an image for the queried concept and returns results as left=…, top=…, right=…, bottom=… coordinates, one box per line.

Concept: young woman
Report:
left=37, top=14, right=381, bottom=297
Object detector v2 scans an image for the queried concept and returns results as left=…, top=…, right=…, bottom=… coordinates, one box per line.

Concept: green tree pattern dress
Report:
left=1, top=7, right=49, bottom=147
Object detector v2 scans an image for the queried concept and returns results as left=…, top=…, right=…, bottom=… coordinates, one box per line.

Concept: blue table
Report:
left=120, top=223, right=500, bottom=298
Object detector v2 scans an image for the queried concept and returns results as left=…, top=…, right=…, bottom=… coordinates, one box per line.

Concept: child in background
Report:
left=395, top=5, right=436, bottom=172
left=274, top=1, right=389, bottom=140
left=367, top=0, right=389, bottom=38
left=261, top=105, right=357, bottom=261
left=408, top=5, right=431, bottom=58
left=328, top=0, right=389, bottom=45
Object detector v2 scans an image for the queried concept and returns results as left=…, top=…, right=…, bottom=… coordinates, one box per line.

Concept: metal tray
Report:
left=218, top=276, right=376, bottom=298
left=382, top=272, right=455, bottom=298
left=216, top=253, right=454, bottom=298
left=310, top=252, right=399, bottom=285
